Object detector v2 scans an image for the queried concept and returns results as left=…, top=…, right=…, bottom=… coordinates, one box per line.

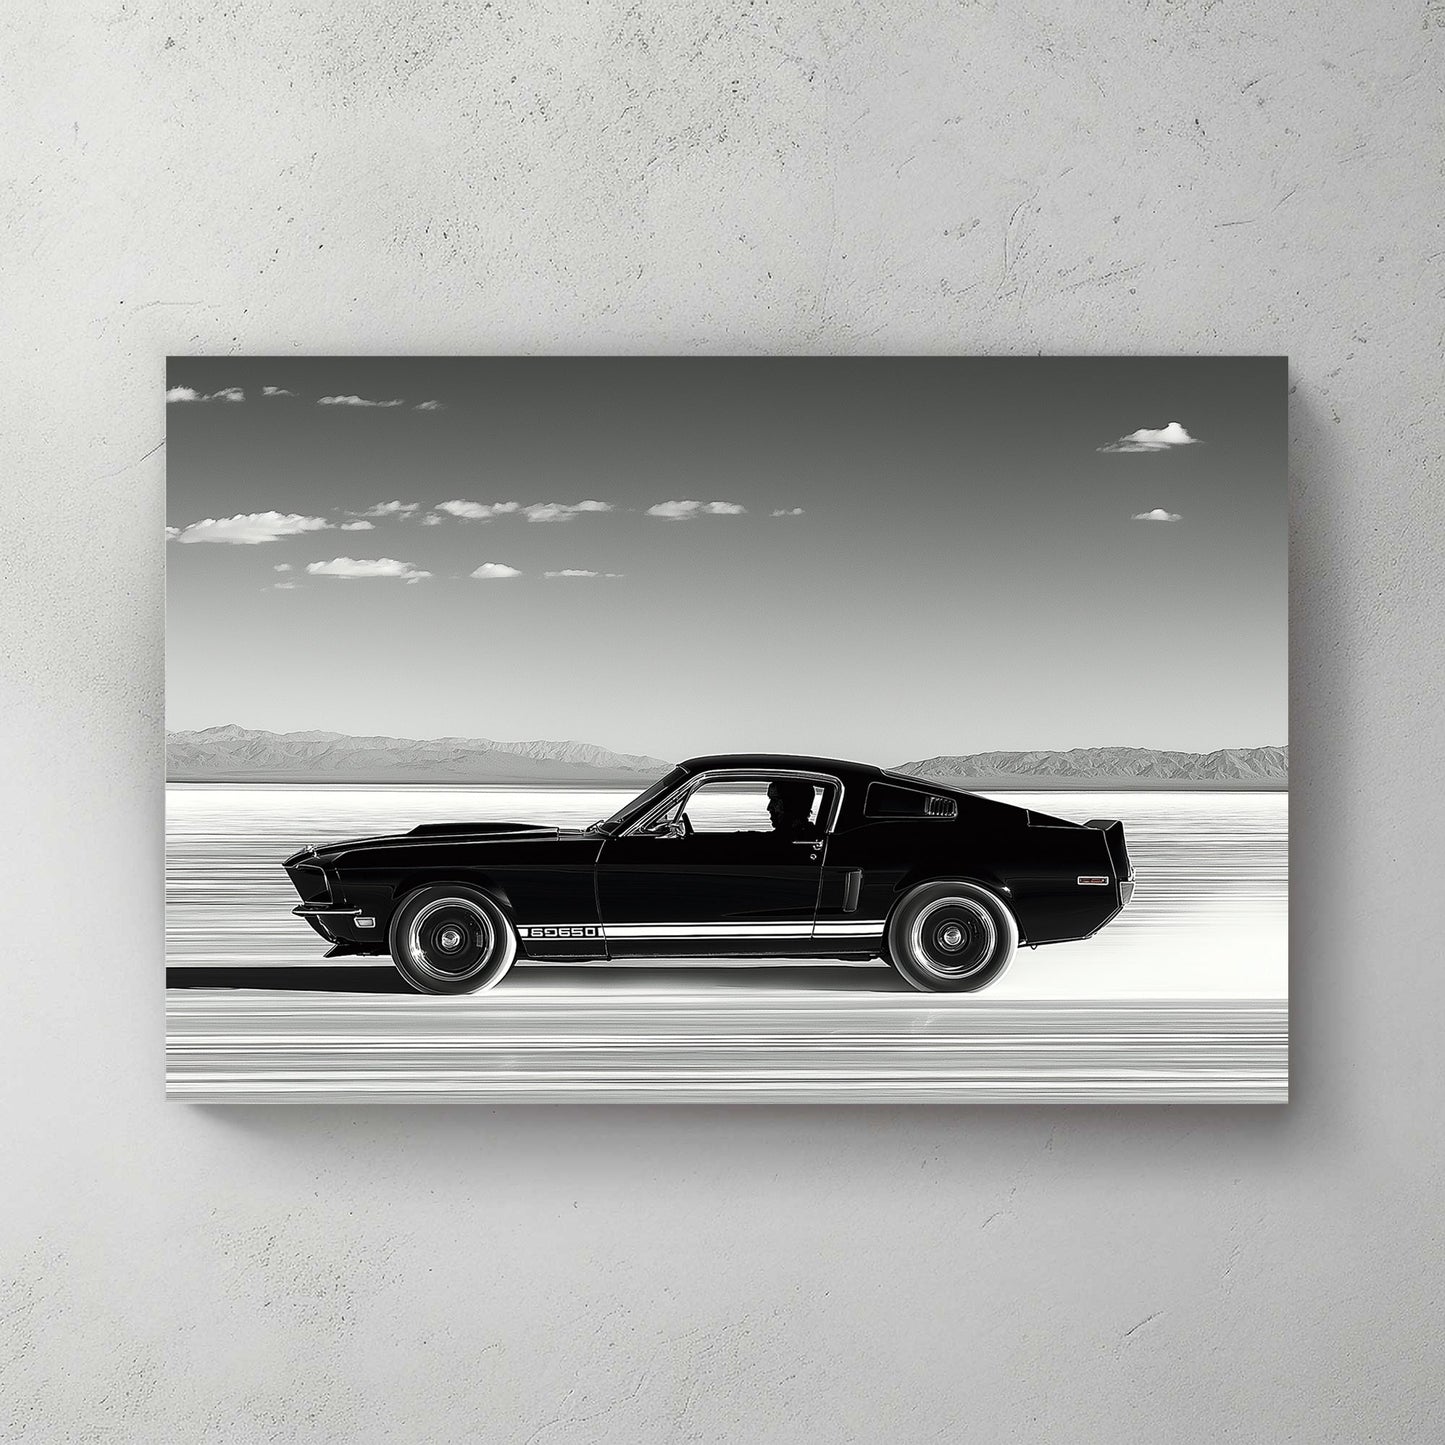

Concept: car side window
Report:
left=680, top=778, right=832, bottom=837
left=683, top=781, right=785, bottom=834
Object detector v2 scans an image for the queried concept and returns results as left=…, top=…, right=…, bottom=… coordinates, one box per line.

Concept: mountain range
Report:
left=167, top=727, right=1287, bottom=787
left=895, top=746, right=1288, bottom=787
left=166, top=726, right=672, bottom=782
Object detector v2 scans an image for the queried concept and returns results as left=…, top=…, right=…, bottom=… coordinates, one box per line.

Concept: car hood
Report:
left=287, top=822, right=590, bottom=866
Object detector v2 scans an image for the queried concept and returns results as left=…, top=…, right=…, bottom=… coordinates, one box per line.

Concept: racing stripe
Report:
left=520, top=921, right=886, bottom=940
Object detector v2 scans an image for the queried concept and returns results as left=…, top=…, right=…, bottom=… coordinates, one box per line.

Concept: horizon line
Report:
left=166, top=723, right=1289, bottom=756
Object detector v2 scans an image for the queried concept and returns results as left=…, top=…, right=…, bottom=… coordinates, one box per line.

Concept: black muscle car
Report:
left=283, top=754, right=1134, bottom=995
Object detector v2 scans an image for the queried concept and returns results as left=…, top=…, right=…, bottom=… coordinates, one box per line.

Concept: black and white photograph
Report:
left=166, top=356, right=1287, bottom=1101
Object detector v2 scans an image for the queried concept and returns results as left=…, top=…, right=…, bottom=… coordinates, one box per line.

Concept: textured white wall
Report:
left=4, top=2, right=1442, bottom=1439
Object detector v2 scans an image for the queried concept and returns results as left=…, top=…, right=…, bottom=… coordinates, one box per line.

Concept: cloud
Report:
left=434, top=499, right=521, bottom=521
left=1099, top=421, right=1200, bottom=453
left=522, top=501, right=613, bottom=523
left=166, top=385, right=244, bottom=404
left=340, top=519, right=375, bottom=531
left=470, top=562, right=522, bottom=580
left=646, top=500, right=747, bottom=520
left=273, top=580, right=300, bottom=590
left=771, top=507, right=805, bottom=517
left=165, top=526, right=181, bottom=540
left=429, top=499, right=613, bottom=524
left=414, top=399, right=445, bottom=411
left=361, top=500, right=421, bottom=518
left=261, top=386, right=296, bottom=397
left=306, top=557, right=432, bottom=583
left=317, top=395, right=405, bottom=408
left=1131, top=508, right=1182, bottom=521
left=543, top=569, right=623, bottom=579
left=170, top=511, right=330, bottom=545
left=274, top=563, right=293, bottom=572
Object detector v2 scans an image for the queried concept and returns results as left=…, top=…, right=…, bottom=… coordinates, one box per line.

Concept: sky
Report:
left=165, top=357, right=1287, bottom=764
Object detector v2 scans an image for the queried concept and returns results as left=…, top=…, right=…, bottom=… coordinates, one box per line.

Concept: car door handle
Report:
left=791, top=839, right=821, bottom=847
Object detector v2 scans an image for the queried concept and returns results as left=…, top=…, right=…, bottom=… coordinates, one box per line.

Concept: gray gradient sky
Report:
left=166, top=357, right=1286, bottom=762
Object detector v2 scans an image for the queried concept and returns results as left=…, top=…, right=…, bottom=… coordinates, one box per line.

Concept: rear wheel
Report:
left=388, top=884, right=517, bottom=995
left=886, top=881, right=1017, bottom=994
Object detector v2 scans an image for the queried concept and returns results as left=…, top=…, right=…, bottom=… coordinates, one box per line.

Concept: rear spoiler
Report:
left=1083, top=819, right=1131, bottom=880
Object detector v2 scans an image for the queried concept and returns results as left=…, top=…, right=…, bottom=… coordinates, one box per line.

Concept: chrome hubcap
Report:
left=910, top=897, right=997, bottom=978
left=407, top=899, right=496, bottom=981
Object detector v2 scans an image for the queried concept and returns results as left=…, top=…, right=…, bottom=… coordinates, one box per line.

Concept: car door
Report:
left=596, top=772, right=835, bottom=955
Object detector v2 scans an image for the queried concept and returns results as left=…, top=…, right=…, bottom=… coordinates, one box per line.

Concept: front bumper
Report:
left=284, top=850, right=388, bottom=951
left=1120, top=877, right=1136, bottom=907
left=293, top=903, right=380, bottom=936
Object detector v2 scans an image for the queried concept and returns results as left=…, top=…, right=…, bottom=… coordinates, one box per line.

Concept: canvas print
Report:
left=165, top=357, right=1287, bottom=1101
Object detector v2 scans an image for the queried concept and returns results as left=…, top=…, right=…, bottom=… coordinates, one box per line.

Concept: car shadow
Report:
left=167, top=965, right=414, bottom=993
left=165, top=963, right=913, bottom=994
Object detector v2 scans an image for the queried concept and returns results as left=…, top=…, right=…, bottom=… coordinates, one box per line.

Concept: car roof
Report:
left=677, top=753, right=885, bottom=781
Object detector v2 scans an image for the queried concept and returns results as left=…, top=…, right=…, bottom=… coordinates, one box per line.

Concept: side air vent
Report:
left=865, top=782, right=961, bottom=820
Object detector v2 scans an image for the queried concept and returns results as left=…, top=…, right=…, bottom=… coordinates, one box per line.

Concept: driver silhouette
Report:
left=765, top=780, right=816, bottom=839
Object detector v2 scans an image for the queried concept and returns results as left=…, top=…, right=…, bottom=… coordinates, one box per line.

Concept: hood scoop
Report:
left=407, top=822, right=557, bottom=838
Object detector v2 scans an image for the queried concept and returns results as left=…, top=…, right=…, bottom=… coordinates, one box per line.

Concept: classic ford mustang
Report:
left=283, top=753, right=1134, bottom=995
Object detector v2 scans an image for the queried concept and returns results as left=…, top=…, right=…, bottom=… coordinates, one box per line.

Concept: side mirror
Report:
left=646, top=817, right=687, bottom=839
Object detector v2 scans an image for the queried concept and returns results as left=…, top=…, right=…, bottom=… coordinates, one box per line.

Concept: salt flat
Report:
left=166, top=785, right=1287, bottom=1101
left=167, top=987, right=1285, bottom=1103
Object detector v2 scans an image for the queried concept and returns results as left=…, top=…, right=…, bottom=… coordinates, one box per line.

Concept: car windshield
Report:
left=589, top=766, right=687, bottom=835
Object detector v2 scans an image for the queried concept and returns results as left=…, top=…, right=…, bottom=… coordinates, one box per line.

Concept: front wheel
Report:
left=885, top=881, right=1018, bottom=994
left=388, top=884, right=517, bottom=995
